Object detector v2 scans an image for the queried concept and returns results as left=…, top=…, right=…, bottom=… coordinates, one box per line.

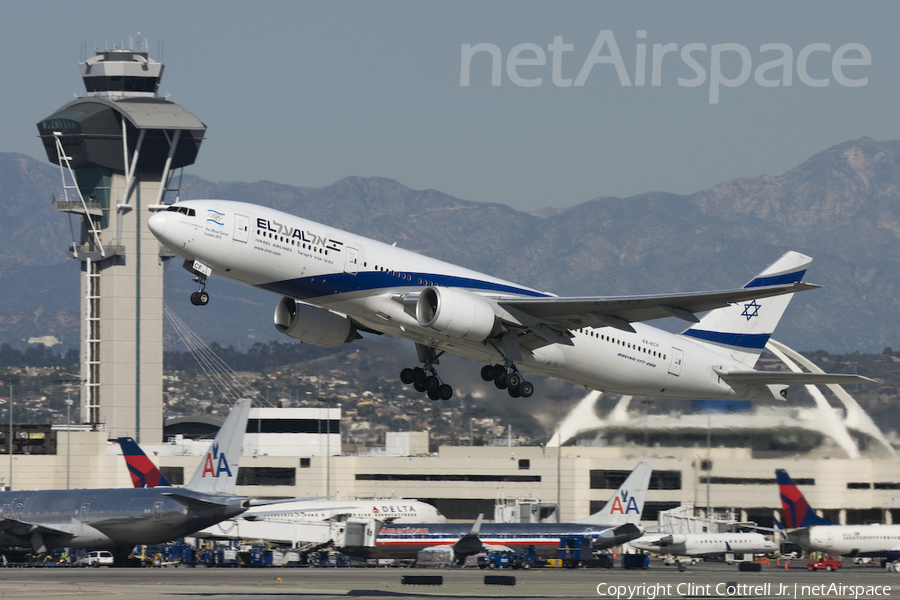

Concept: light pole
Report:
left=59, top=373, right=83, bottom=490
left=3, top=378, right=18, bottom=491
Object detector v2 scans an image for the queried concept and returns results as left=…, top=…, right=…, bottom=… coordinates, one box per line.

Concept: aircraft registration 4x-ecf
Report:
left=149, top=200, right=872, bottom=402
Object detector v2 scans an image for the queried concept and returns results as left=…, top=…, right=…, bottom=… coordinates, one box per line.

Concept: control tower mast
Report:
left=36, top=37, right=206, bottom=442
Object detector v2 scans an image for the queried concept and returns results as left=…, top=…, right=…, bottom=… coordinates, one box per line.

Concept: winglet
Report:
left=776, top=468, right=835, bottom=528
left=119, top=436, right=171, bottom=488
left=185, top=399, right=251, bottom=495
left=575, top=460, right=653, bottom=526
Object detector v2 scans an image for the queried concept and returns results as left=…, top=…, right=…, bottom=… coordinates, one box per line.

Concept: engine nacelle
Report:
left=415, top=286, right=498, bottom=342
left=274, top=297, right=357, bottom=348
left=658, top=534, right=687, bottom=546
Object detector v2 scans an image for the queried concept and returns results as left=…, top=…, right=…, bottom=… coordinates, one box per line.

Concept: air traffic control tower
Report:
left=36, top=41, right=206, bottom=442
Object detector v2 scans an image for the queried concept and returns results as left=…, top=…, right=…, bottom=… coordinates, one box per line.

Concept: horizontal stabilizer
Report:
left=162, top=492, right=235, bottom=511
left=714, top=368, right=876, bottom=386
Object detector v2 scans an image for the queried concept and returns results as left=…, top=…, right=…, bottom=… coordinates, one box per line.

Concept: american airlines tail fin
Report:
left=575, top=460, right=653, bottom=526
left=185, top=399, right=251, bottom=495
left=776, top=468, right=835, bottom=528
left=681, top=251, right=811, bottom=368
left=119, top=437, right=171, bottom=488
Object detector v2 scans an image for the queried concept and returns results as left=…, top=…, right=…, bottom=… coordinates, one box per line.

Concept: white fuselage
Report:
left=149, top=200, right=768, bottom=400
left=630, top=532, right=777, bottom=557
left=788, top=524, right=900, bottom=558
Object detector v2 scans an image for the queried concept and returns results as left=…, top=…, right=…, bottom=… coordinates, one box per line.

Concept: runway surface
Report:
left=0, top=562, right=896, bottom=599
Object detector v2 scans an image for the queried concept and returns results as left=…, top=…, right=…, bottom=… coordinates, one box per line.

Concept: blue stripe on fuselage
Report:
left=681, top=329, right=770, bottom=350
left=257, top=270, right=551, bottom=300
left=745, top=270, right=806, bottom=289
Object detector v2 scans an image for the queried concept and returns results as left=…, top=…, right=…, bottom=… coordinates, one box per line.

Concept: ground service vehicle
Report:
left=807, top=555, right=843, bottom=571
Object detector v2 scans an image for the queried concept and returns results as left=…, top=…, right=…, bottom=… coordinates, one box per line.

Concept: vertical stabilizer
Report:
left=776, top=468, right=835, bottom=528
left=186, top=399, right=251, bottom=495
left=575, top=460, right=653, bottom=525
left=681, top=251, right=812, bottom=367
left=119, top=436, right=171, bottom=488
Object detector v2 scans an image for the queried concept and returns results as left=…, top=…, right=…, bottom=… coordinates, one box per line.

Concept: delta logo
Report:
left=609, top=490, right=640, bottom=514
left=201, top=442, right=233, bottom=479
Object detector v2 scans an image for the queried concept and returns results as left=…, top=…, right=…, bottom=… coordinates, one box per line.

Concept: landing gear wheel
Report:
left=506, top=373, right=522, bottom=389
left=400, top=368, right=414, bottom=384
left=508, top=386, right=521, bottom=398
left=412, top=367, right=426, bottom=383
left=427, top=388, right=441, bottom=401
left=414, top=380, right=428, bottom=393
left=197, top=291, right=209, bottom=305
left=519, top=381, right=534, bottom=398
left=489, top=364, right=506, bottom=380
left=190, top=291, right=200, bottom=305
left=438, top=384, right=453, bottom=401
left=480, top=365, right=494, bottom=381
left=494, top=374, right=508, bottom=390
left=424, top=376, right=440, bottom=392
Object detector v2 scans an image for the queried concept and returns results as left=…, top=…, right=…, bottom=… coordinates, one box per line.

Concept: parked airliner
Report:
left=630, top=531, right=777, bottom=557
left=778, top=469, right=900, bottom=560
left=148, top=201, right=871, bottom=401
left=336, top=460, right=652, bottom=562
left=0, top=399, right=251, bottom=562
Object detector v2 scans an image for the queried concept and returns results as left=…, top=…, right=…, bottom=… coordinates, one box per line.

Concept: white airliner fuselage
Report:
left=788, top=525, right=900, bottom=559
left=148, top=200, right=864, bottom=401
left=630, top=532, right=777, bottom=557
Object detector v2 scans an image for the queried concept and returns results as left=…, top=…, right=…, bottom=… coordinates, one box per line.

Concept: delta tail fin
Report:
left=575, top=460, right=653, bottom=526
left=119, top=436, right=171, bottom=488
left=776, top=468, right=835, bottom=528
left=185, top=398, right=251, bottom=495
left=681, top=251, right=811, bottom=368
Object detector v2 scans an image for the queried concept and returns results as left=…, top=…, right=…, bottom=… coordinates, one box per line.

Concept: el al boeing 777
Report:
left=148, top=200, right=871, bottom=401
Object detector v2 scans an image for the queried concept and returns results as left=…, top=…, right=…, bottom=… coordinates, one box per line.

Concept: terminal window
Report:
left=238, top=467, right=296, bottom=486
left=589, top=469, right=682, bottom=490
left=160, top=466, right=184, bottom=485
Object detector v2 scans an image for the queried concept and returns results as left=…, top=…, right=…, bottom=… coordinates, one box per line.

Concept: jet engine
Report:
left=658, top=534, right=687, bottom=546
left=415, top=286, right=499, bottom=342
left=274, top=297, right=358, bottom=348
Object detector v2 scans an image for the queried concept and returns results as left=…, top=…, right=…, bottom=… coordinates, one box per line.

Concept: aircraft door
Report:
left=154, top=501, right=164, bottom=522
left=80, top=502, right=90, bottom=521
left=825, top=531, right=834, bottom=548
left=668, top=347, right=684, bottom=376
left=344, top=247, right=359, bottom=275
left=233, top=214, right=250, bottom=243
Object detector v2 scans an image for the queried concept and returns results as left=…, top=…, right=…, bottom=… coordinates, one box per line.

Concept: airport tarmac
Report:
left=0, top=562, right=897, bottom=600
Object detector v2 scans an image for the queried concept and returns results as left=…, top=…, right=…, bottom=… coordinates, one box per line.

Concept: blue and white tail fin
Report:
left=680, top=251, right=811, bottom=367
left=575, top=460, right=653, bottom=526
left=185, top=398, right=251, bottom=495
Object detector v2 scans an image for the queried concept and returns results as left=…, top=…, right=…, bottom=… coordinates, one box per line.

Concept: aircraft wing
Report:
left=0, top=517, right=75, bottom=538
left=499, top=282, right=818, bottom=336
left=713, top=368, right=877, bottom=386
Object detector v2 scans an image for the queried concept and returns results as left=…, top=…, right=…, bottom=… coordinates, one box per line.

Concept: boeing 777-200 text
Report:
left=148, top=200, right=871, bottom=401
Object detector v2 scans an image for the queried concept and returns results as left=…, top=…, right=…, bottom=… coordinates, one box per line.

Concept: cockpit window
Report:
left=165, top=205, right=196, bottom=217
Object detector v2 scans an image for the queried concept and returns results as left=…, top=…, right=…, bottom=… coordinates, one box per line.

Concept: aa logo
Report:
left=201, top=442, right=233, bottom=478
left=609, top=490, right=640, bottom=514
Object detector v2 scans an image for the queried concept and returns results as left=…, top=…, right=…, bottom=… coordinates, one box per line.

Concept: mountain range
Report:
left=1, top=136, right=899, bottom=354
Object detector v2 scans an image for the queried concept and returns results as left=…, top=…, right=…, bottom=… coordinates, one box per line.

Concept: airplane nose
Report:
left=147, top=211, right=167, bottom=238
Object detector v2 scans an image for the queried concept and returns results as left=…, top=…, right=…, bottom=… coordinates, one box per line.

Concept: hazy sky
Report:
left=3, top=1, right=897, bottom=211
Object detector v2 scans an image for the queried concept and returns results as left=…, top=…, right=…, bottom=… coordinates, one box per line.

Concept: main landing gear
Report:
left=481, top=364, right=534, bottom=398
left=400, top=345, right=454, bottom=401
